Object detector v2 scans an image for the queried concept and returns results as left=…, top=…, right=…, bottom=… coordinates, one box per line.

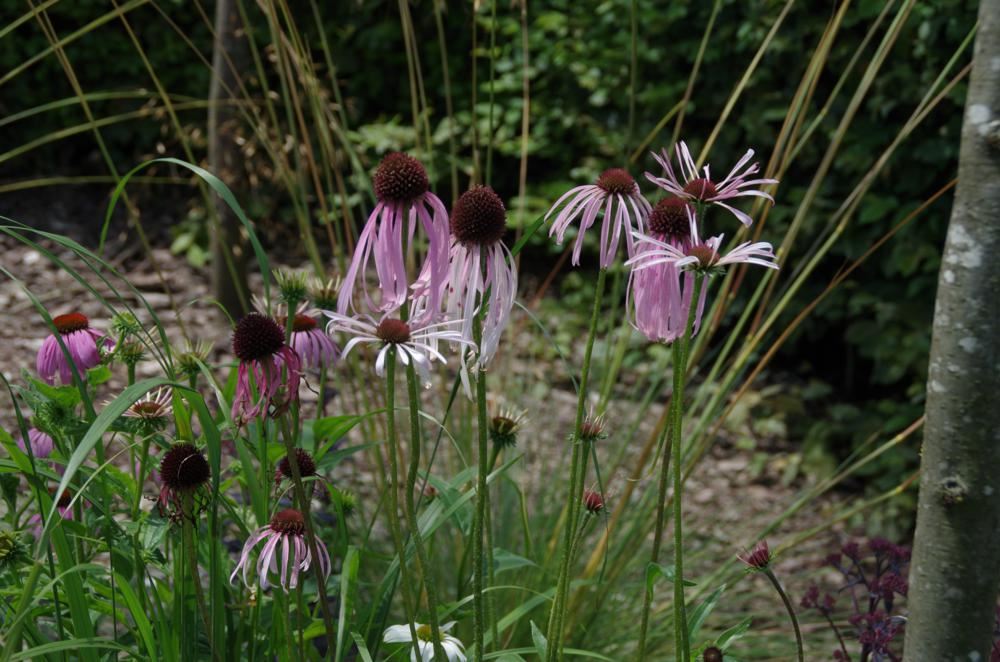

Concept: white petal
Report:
left=383, top=624, right=413, bottom=644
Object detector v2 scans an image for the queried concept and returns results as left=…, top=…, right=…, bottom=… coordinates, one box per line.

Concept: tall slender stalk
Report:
left=403, top=363, right=449, bottom=661
left=764, top=568, right=805, bottom=662
left=471, top=308, right=490, bottom=660
left=546, top=267, right=607, bottom=661
left=635, top=419, right=672, bottom=658
left=668, top=274, right=704, bottom=661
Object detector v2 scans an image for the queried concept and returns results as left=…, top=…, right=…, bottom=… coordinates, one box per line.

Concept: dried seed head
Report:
left=489, top=407, right=526, bottom=450
left=232, top=313, right=285, bottom=362
left=450, top=186, right=507, bottom=246
left=373, top=152, right=430, bottom=204
left=580, top=412, right=607, bottom=443
left=118, top=341, right=146, bottom=367
left=159, top=443, right=210, bottom=492
left=583, top=489, right=604, bottom=514
left=648, top=197, right=692, bottom=240
left=52, top=313, right=89, bottom=334
left=375, top=318, right=411, bottom=345
left=277, top=448, right=317, bottom=480
left=269, top=508, right=306, bottom=536
left=595, top=168, right=637, bottom=196
left=684, top=177, right=718, bottom=200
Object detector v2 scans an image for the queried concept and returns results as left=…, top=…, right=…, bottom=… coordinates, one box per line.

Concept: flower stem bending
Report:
left=765, top=569, right=805, bottom=662
left=546, top=267, right=607, bottom=662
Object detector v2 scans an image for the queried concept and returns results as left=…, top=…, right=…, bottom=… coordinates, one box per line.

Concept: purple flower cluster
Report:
left=801, top=538, right=910, bottom=662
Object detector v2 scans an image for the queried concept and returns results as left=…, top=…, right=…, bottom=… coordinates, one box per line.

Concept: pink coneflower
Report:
left=546, top=168, right=652, bottom=268
left=29, top=488, right=75, bottom=539
left=36, top=313, right=112, bottom=385
left=446, top=186, right=518, bottom=368
left=738, top=539, right=772, bottom=571
left=324, top=312, right=473, bottom=386
left=582, top=489, right=605, bottom=514
left=625, top=199, right=707, bottom=344
left=231, top=313, right=302, bottom=423
left=157, top=442, right=211, bottom=514
left=17, top=428, right=54, bottom=459
left=646, top=141, right=778, bottom=227
left=337, top=153, right=450, bottom=322
left=629, top=206, right=779, bottom=275
left=280, top=313, right=339, bottom=369
left=230, top=508, right=331, bottom=592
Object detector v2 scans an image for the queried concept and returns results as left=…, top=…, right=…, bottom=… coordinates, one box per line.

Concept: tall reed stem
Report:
left=546, top=267, right=607, bottom=662
left=403, top=363, right=449, bottom=661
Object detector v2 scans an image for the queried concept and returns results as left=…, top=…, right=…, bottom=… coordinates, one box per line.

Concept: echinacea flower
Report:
left=324, top=312, right=472, bottom=386
left=488, top=405, right=527, bottom=451
left=230, top=508, right=331, bottom=592
left=123, top=387, right=173, bottom=421
left=646, top=141, right=778, bottom=227
left=36, top=313, right=112, bottom=385
left=157, top=442, right=211, bottom=514
left=17, top=428, right=54, bottom=459
left=738, top=539, right=772, bottom=571
left=28, top=489, right=75, bottom=539
left=281, top=313, right=339, bottom=369
left=625, top=199, right=707, bottom=344
left=337, top=153, right=450, bottom=321
left=446, top=186, right=518, bottom=368
left=582, top=489, right=605, bottom=514
left=629, top=206, right=778, bottom=276
left=546, top=168, right=652, bottom=268
left=231, top=313, right=302, bottom=423
left=383, top=621, right=467, bottom=662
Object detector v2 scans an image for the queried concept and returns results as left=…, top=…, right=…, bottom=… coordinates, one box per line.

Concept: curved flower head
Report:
left=738, top=539, right=772, bottom=571
left=17, top=428, right=54, bottom=459
left=546, top=168, right=651, bottom=268
left=489, top=405, right=527, bottom=451
left=230, top=313, right=302, bottom=423
left=324, top=312, right=473, bottom=387
left=646, top=141, right=778, bottom=226
left=36, top=313, right=112, bottom=385
left=337, top=153, right=450, bottom=323
left=281, top=313, right=339, bottom=369
left=446, top=186, right=518, bottom=369
left=383, top=621, right=467, bottom=662
left=230, top=508, right=331, bottom=592
left=625, top=200, right=706, bottom=344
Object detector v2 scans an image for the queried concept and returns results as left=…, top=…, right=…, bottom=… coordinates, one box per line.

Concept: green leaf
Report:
left=24, top=373, right=81, bottom=408
left=335, top=546, right=360, bottom=662
left=645, top=562, right=697, bottom=595
left=351, top=632, right=375, bottom=662
left=530, top=620, right=548, bottom=660
left=687, top=584, right=727, bottom=642
left=492, top=547, right=537, bottom=575
left=86, top=364, right=113, bottom=386
left=715, top=615, right=753, bottom=647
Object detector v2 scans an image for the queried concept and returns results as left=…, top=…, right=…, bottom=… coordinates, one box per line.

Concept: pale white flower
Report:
left=383, top=621, right=467, bottom=662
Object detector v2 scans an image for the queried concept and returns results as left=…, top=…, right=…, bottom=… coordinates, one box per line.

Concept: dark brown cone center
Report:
left=375, top=318, right=412, bottom=345
left=648, top=197, right=692, bottom=240
left=232, top=313, right=285, bottom=362
left=373, top=152, right=430, bottom=204
left=683, top=177, right=718, bottom=200
left=270, top=508, right=306, bottom=536
left=53, top=313, right=89, bottom=334
left=595, top=168, right=636, bottom=196
left=159, top=443, right=210, bottom=491
left=450, top=186, right=507, bottom=246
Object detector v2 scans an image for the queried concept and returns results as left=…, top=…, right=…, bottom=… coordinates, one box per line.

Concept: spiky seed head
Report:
left=308, top=277, right=341, bottom=311
left=118, top=341, right=146, bottom=367
left=110, top=311, right=143, bottom=339
left=52, top=313, right=89, bottom=334
left=373, top=152, right=430, bottom=204
left=595, top=168, right=637, bottom=196
left=338, top=490, right=358, bottom=517
left=177, top=340, right=212, bottom=379
left=648, top=197, right=692, bottom=239
left=277, top=448, right=317, bottom=480
left=269, top=508, right=306, bottom=536
left=232, top=313, right=285, bottom=362
left=0, top=529, right=26, bottom=570
left=159, top=443, right=210, bottom=492
left=450, top=186, right=507, bottom=246
left=375, top=318, right=411, bottom=345
left=684, top=177, right=718, bottom=200
left=580, top=413, right=607, bottom=443
left=274, top=269, right=309, bottom=306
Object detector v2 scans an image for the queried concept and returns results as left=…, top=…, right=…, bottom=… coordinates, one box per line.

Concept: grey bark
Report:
left=904, top=1, right=1000, bottom=658
left=209, top=0, right=249, bottom=316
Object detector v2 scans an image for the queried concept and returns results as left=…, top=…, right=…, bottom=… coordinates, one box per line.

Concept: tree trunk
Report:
left=209, top=0, right=249, bottom=317
left=904, top=1, right=1000, bottom=658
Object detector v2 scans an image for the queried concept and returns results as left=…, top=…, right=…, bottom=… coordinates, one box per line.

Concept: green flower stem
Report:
left=276, top=415, right=340, bottom=657
left=181, top=492, right=217, bottom=661
left=636, top=419, right=673, bottom=659
left=472, top=310, right=490, bottom=661
left=765, top=568, right=805, bottom=662
left=403, top=362, right=449, bottom=661
left=668, top=273, right=704, bottom=662
left=384, top=350, right=423, bottom=660
left=546, top=267, right=607, bottom=662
